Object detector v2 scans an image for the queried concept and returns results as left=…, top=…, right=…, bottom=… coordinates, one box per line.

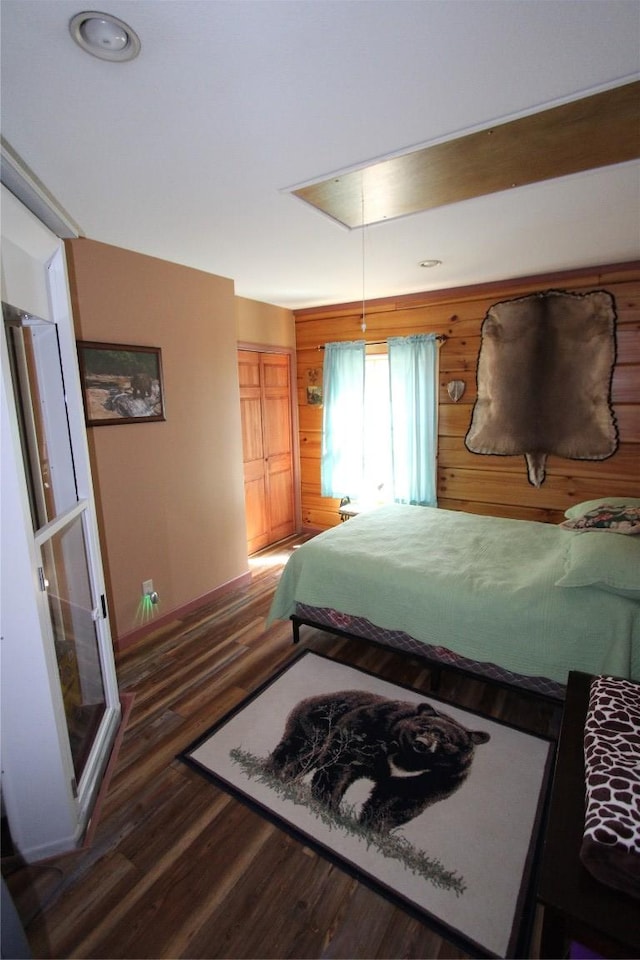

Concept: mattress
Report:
left=268, top=504, right=639, bottom=688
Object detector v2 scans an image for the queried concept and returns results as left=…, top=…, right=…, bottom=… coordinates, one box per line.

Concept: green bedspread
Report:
left=268, top=504, right=640, bottom=685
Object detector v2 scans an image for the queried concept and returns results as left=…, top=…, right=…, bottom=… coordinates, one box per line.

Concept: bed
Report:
left=267, top=502, right=640, bottom=701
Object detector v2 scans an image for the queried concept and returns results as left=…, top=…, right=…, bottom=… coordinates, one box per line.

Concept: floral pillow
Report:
left=561, top=503, right=640, bottom=535
left=564, top=497, right=640, bottom=519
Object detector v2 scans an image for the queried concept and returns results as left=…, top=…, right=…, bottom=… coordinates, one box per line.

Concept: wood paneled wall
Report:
left=294, top=262, right=640, bottom=530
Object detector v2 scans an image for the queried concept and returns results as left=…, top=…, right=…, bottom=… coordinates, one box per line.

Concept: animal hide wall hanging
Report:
left=465, top=289, right=618, bottom=487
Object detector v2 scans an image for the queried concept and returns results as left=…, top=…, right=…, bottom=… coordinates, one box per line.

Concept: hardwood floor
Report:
left=3, top=535, right=561, bottom=959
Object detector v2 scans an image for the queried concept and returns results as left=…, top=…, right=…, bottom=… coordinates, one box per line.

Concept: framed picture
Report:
left=77, top=341, right=166, bottom=426
left=306, top=367, right=323, bottom=405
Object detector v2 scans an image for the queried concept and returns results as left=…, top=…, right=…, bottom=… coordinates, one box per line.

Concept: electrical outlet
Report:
left=142, top=579, right=154, bottom=596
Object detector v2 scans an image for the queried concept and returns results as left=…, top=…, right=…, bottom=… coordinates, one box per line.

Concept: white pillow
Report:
left=555, top=533, right=640, bottom=598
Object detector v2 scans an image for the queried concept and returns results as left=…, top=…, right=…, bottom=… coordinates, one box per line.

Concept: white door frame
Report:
left=1, top=186, right=120, bottom=861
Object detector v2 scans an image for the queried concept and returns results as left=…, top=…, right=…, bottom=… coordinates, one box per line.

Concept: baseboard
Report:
left=301, top=524, right=324, bottom=535
left=114, top=571, right=252, bottom=653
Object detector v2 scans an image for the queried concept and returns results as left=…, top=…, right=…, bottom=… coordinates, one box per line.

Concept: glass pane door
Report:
left=40, top=511, right=106, bottom=779
left=4, top=303, right=78, bottom=528
left=3, top=301, right=118, bottom=793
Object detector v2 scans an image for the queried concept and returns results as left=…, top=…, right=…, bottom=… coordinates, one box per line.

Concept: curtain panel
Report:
left=321, top=340, right=366, bottom=498
left=388, top=334, right=439, bottom=506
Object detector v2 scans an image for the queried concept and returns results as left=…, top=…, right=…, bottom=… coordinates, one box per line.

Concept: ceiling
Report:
left=1, top=0, right=639, bottom=311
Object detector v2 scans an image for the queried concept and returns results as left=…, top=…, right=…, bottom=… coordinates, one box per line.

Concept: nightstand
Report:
left=537, top=671, right=640, bottom=959
left=338, top=497, right=362, bottom=521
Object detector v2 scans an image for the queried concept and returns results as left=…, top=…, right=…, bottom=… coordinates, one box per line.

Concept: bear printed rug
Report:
left=180, top=651, right=554, bottom=958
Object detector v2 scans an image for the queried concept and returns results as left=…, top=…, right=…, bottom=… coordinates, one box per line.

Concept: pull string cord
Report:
left=361, top=178, right=367, bottom=333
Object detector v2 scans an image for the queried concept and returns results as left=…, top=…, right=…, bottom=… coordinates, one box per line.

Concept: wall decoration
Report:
left=77, top=341, right=166, bottom=426
left=465, top=289, right=617, bottom=486
left=306, top=367, right=323, bottom=405
left=447, top=380, right=466, bottom=402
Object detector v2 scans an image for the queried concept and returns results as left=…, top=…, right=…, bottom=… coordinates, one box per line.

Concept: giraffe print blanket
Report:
left=580, top=675, right=640, bottom=899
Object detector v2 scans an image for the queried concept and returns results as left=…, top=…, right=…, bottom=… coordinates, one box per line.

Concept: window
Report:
left=362, top=352, right=391, bottom=505
left=322, top=335, right=439, bottom=507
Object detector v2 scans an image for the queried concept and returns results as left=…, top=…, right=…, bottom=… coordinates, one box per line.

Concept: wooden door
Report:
left=238, top=350, right=295, bottom=554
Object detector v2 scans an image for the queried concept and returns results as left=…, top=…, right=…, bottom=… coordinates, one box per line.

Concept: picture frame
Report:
left=306, top=367, right=323, bottom=405
left=77, top=341, right=166, bottom=426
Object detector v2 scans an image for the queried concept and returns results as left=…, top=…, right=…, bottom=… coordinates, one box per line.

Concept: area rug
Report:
left=180, top=652, right=554, bottom=958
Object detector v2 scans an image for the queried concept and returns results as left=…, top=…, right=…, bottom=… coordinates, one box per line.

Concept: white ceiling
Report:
left=1, top=0, right=639, bottom=310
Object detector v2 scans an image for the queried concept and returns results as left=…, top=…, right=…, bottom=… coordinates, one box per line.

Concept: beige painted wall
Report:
left=66, top=238, right=249, bottom=643
left=235, top=295, right=295, bottom=348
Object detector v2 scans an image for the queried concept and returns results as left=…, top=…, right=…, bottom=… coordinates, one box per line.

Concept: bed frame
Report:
left=291, top=605, right=566, bottom=704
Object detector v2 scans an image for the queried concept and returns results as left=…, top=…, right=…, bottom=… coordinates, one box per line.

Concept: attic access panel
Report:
left=292, top=81, right=640, bottom=228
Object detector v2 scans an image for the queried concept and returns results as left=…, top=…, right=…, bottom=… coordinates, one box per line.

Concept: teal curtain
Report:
left=388, top=334, right=438, bottom=506
left=321, top=340, right=366, bottom=498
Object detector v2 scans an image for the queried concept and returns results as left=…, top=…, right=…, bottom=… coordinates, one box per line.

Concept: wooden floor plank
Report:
left=98, top=804, right=274, bottom=959
left=32, top=852, right=139, bottom=960
left=71, top=791, right=235, bottom=959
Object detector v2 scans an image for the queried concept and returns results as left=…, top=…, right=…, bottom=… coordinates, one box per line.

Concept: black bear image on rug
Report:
left=180, top=651, right=553, bottom=959
left=265, top=690, right=490, bottom=833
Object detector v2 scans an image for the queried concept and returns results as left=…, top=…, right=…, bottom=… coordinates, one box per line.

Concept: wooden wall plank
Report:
left=437, top=467, right=636, bottom=510
left=617, top=328, right=640, bottom=364
left=616, top=407, right=640, bottom=444
left=439, top=437, right=639, bottom=483
left=294, top=261, right=640, bottom=320
left=295, top=263, right=640, bottom=529
left=437, top=497, right=564, bottom=523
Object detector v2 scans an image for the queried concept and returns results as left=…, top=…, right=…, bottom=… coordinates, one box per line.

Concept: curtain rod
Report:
left=317, top=334, right=447, bottom=350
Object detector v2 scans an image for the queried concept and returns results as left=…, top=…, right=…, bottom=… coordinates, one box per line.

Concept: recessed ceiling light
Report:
left=69, top=11, right=141, bottom=61
left=419, top=259, right=442, bottom=269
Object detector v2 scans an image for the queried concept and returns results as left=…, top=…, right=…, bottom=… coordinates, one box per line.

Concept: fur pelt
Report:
left=465, top=289, right=618, bottom=486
